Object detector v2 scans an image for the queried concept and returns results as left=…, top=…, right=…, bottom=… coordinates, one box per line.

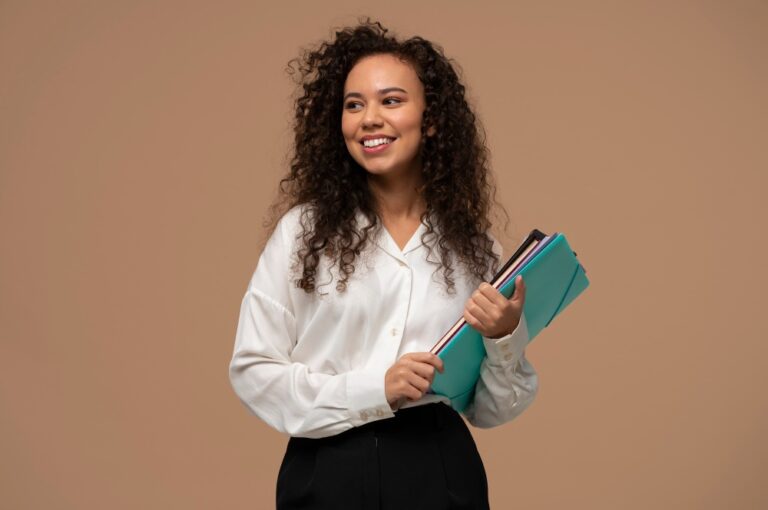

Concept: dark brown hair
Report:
left=265, top=17, right=508, bottom=294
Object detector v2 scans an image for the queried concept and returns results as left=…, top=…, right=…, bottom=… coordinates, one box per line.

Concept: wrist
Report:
left=488, top=319, right=519, bottom=339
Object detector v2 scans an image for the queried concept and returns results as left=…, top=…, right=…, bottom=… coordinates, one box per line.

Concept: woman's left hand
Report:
left=463, top=275, right=526, bottom=339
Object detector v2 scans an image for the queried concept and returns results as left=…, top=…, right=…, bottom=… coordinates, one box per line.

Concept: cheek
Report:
left=394, top=109, right=425, bottom=134
left=340, top=115, right=354, bottom=140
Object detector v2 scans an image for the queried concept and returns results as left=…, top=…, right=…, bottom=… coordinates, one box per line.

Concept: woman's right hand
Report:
left=384, top=352, right=444, bottom=410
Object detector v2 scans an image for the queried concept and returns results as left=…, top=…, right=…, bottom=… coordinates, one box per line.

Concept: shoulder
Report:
left=275, top=203, right=311, bottom=235
left=247, top=205, right=312, bottom=306
left=267, top=203, right=316, bottom=251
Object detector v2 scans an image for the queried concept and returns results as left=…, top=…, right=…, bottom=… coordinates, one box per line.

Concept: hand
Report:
left=463, top=275, right=526, bottom=339
left=384, top=352, right=444, bottom=410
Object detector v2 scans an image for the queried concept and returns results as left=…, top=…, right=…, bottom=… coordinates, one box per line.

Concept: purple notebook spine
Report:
left=496, top=233, right=559, bottom=289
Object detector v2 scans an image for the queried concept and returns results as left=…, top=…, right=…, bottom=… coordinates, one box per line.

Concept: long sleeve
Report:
left=228, top=209, right=394, bottom=439
left=461, top=232, right=539, bottom=427
left=462, top=312, right=539, bottom=428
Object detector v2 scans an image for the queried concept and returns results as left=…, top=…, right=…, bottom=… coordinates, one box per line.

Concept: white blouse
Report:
left=228, top=205, right=538, bottom=439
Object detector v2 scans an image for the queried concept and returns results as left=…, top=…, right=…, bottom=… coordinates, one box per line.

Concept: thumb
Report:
left=511, top=275, right=526, bottom=303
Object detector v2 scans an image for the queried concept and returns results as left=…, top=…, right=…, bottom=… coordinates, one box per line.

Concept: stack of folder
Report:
left=430, top=229, right=590, bottom=411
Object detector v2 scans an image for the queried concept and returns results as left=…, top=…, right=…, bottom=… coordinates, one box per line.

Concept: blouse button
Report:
left=391, top=328, right=398, bottom=337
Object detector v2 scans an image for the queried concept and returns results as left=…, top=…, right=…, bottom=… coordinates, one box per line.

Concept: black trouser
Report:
left=276, top=402, right=490, bottom=510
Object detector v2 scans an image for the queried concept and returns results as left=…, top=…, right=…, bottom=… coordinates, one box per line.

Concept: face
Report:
left=341, top=53, right=434, bottom=181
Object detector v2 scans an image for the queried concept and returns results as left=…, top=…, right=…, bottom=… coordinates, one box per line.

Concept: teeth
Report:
left=363, top=137, right=393, bottom=147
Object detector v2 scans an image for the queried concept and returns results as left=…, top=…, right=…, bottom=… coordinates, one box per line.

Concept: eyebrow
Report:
left=343, top=87, right=408, bottom=101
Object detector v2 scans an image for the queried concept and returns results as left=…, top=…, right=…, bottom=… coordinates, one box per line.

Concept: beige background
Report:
left=1, top=1, right=766, bottom=508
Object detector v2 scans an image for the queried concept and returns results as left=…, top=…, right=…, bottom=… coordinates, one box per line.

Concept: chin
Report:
left=360, top=163, right=402, bottom=176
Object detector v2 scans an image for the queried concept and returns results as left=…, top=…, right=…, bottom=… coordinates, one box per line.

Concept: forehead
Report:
left=343, top=54, right=423, bottom=93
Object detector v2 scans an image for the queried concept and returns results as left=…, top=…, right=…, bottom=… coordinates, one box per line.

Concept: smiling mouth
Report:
left=360, top=137, right=396, bottom=148
left=361, top=139, right=395, bottom=154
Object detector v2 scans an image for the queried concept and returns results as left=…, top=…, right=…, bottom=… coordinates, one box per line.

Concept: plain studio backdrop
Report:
left=1, top=1, right=766, bottom=508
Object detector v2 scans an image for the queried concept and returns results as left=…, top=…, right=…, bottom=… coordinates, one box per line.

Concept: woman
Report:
left=229, top=18, right=538, bottom=510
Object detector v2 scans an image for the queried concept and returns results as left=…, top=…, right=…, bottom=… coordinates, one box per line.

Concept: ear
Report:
left=426, top=124, right=437, bottom=137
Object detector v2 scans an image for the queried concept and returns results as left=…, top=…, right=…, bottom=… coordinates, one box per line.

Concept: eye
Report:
left=383, top=97, right=402, bottom=105
left=344, top=101, right=362, bottom=110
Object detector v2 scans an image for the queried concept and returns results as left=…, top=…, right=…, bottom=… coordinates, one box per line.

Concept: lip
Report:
left=359, top=134, right=396, bottom=154
left=361, top=138, right=394, bottom=154
left=359, top=134, right=396, bottom=144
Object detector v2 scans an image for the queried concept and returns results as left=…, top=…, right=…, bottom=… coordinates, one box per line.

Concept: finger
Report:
left=473, top=285, right=500, bottom=312
left=477, top=282, right=508, bottom=308
left=404, top=371, right=430, bottom=393
left=431, top=354, right=444, bottom=373
left=398, top=378, right=425, bottom=401
left=398, top=384, right=422, bottom=402
left=466, top=297, right=494, bottom=326
left=464, top=308, right=488, bottom=335
left=511, top=275, right=526, bottom=304
left=402, top=387, right=420, bottom=402
left=402, top=357, right=431, bottom=377
left=403, top=352, right=444, bottom=373
left=405, top=359, right=437, bottom=382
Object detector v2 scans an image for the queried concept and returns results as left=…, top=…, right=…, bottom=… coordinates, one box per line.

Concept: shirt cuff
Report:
left=346, top=367, right=395, bottom=426
left=482, top=313, right=530, bottom=368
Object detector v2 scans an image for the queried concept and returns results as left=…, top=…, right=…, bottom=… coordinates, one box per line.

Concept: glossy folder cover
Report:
left=429, top=230, right=589, bottom=412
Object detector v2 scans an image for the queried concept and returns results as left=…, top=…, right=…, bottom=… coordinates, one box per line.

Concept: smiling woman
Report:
left=268, top=19, right=506, bottom=296
left=341, top=56, right=435, bottom=183
left=228, top=17, right=538, bottom=510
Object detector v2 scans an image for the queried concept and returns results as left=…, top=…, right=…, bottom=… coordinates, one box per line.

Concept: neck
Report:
left=367, top=171, right=426, bottom=220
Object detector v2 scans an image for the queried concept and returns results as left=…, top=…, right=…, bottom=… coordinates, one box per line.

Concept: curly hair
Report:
left=264, top=17, right=509, bottom=295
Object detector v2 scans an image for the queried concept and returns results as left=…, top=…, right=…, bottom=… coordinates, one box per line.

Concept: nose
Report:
left=361, top=103, right=383, bottom=128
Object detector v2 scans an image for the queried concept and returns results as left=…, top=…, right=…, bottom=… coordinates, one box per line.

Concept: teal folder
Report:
left=429, top=230, right=589, bottom=412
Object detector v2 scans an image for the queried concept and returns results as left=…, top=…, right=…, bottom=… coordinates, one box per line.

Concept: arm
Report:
left=460, top=233, right=539, bottom=427
left=229, top=288, right=394, bottom=438
left=462, top=313, right=539, bottom=428
left=228, top=209, right=394, bottom=438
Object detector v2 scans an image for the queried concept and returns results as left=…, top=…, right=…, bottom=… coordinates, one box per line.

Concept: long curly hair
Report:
left=264, top=17, right=509, bottom=295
